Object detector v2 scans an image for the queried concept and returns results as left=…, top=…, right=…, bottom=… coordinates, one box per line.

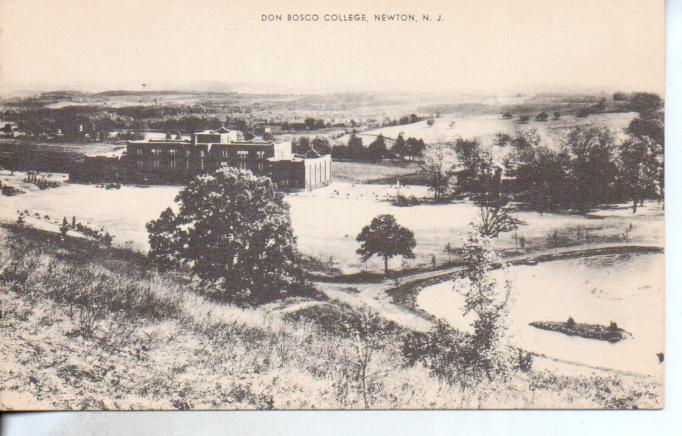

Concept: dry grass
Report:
left=0, top=224, right=661, bottom=410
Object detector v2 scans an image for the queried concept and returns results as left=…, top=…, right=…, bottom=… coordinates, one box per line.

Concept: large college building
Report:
left=71, top=127, right=332, bottom=190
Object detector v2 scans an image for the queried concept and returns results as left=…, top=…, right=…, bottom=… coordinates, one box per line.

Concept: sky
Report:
left=0, top=0, right=665, bottom=95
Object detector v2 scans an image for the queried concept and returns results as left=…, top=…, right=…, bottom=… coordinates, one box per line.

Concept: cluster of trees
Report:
left=421, top=100, right=663, bottom=214
left=614, top=91, right=663, bottom=114
left=507, top=111, right=663, bottom=212
left=281, top=118, right=330, bottom=131
left=330, top=132, right=425, bottom=161
left=2, top=105, right=262, bottom=142
left=291, top=136, right=332, bottom=155
left=420, top=138, right=494, bottom=199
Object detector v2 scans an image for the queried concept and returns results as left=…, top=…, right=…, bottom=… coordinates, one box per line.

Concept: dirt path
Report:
left=312, top=242, right=664, bottom=376
left=315, top=243, right=662, bottom=327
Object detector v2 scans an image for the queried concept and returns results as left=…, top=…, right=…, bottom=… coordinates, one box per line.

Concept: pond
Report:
left=416, top=253, right=664, bottom=378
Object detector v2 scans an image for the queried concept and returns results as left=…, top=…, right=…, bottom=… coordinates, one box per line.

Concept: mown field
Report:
left=0, top=224, right=662, bottom=410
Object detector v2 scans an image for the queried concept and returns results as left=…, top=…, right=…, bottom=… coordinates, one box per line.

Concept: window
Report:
left=169, top=149, right=176, bottom=156
left=136, top=149, right=143, bottom=155
left=221, top=150, right=229, bottom=158
left=136, top=160, right=143, bottom=168
left=151, top=148, right=160, bottom=156
left=239, top=161, right=247, bottom=170
left=170, top=160, right=176, bottom=168
left=256, top=151, right=265, bottom=159
left=257, top=161, right=264, bottom=171
left=152, top=160, right=160, bottom=168
left=238, top=150, right=249, bottom=159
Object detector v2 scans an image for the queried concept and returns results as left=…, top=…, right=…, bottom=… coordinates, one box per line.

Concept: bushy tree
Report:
left=311, top=136, right=332, bottom=155
left=401, top=230, right=519, bottom=391
left=392, top=133, right=407, bottom=157
left=628, top=92, right=662, bottom=114
left=347, top=131, right=366, bottom=160
left=331, top=144, right=349, bottom=160
left=421, top=143, right=458, bottom=199
left=628, top=113, right=664, bottom=148
left=356, top=214, right=416, bottom=275
left=367, top=134, right=387, bottom=161
left=617, top=137, right=661, bottom=212
left=336, top=309, right=394, bottom=408
left=146, top=167, right=303, bottom=304
left=562, top=125, right=619, bottom=209
left=468, top=153, right=523, bottom=237
left=293, top=136, right=311, bottom=154
left=456, top=231, right=512, bottom=352
left=101, top=232, right=113, bottom=247
left=405, top=137, right=426, bottom=159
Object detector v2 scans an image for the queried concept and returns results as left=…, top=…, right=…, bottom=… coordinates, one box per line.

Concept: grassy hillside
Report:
left=0, top=224, right=661, bottom=410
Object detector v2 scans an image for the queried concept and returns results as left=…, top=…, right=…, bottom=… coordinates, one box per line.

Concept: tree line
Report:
left=421, top=106, right=663, bottom=213
left=329, top=132, right=426, bottom=161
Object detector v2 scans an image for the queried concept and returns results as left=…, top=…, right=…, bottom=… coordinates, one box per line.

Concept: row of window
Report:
left=136, top=160, right=264, bottom=171
left=133, top=148, right=267, bottom=159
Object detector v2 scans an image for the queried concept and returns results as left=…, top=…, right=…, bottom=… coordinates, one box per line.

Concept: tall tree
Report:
left=356, top=214, right=416, bottom=275
left=405, top=137, right=425, bottom=159
left=626, top=112, right=664, bottom=202
left=421, top=142, right=458, bottom=199
left=562, top=125, right=618, bottom=209
left=471, top=157, right=523, bottom=237
left=146, top=167, right=303, bottom=304
left=401, top=229, right=518, bottom=390
left=311, top=136, right=332, bottom=155
left=392, top=133, right=407, bottom=157
left=367, top=134, right=387, bottom=161
left=455, top=230, right=512, bottom=357
left=348, top=130, right=366, bottom=160
left=618, top=137, right=661, bottom=213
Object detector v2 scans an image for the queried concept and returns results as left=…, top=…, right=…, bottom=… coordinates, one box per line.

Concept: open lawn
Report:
left=0, top=172, right=664, bottom=275
left=331, top=161, right=420, bottom=183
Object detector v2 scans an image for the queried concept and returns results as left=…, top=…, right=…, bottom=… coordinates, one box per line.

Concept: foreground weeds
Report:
left=0, top=224, right=662, bottom=410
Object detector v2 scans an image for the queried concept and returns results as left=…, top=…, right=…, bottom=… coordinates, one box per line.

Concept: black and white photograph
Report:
left=0, top=0, right=666, bottom=411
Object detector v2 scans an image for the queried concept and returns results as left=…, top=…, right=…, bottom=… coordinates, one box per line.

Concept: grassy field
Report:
left=337, top=112, right=638, bottom=150
left=0, top=224, right=661, bottom=410
left=0, top=171, right=664, bottom=274
left=331, top=161, right=421, bottom=183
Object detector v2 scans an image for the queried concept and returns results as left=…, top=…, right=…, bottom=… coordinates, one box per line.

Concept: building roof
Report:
left=194, top=128, right=235, bottom=135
